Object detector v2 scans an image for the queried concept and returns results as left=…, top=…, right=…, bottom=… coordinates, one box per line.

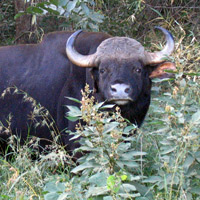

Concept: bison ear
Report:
left=149, top=62, right=176, bottom=79
left=90, top=68, right=99, bottom=93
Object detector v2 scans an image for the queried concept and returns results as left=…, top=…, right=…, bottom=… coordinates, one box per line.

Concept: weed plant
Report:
left=42, top=79, right=200, bottom=200
left=0, top=78, right=199, bottom=199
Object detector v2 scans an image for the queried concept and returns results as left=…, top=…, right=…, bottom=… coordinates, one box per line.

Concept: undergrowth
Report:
left=1, top=77, right=199, bottom=199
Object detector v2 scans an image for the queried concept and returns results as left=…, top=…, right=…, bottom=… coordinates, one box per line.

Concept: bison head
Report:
left=66, top=27, right=175, bottom=106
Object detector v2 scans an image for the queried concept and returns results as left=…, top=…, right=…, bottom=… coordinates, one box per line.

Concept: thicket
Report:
left=0, top=0, right=15, bottom=45
left=0, top=0, right=200, bottom=199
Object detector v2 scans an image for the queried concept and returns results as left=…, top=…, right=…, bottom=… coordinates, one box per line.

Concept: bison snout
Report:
left=110, top=83, right=131, bottom=98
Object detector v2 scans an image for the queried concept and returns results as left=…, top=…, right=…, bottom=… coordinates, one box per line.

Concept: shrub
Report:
left=0, top=0, right=15, bottom=45
left=44, top=84, right=151, bottom=199
left=15, top=0, right=104, bottom=32
left=142, top=76, right=200, bottom=199
left=43, top=78, right=200, bottom=200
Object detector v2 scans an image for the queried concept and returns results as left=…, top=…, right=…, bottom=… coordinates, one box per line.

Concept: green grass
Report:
left=0, top=76, right=199, bottom=199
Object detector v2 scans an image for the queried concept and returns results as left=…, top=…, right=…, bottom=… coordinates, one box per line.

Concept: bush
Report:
left=0, top=0, right=15, bottom=45
left=141, top=76, right=200, bottom=199
left=15, top=0, right=104, bottom=32
left=43, top=79, right=200, bottom=199
left=43, top=85, right=150, bottom=199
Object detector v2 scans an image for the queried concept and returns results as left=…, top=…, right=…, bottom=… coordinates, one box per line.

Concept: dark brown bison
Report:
left=0, top=27, right=175, bottom=153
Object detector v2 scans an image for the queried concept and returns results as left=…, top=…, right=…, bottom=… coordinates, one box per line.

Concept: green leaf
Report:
left=85, top=139, right=94, bottom=148
left=103, top=197, right=113, bottom=200
left=118, top=193, right=141, bottom=198
left=180, top=78, right=186, bottom=88
left=190, top=187, right=200, bottom=195
left=124, top=125, right=137, bottom=133
left=81, top=2, right=90, bottom=16
left=86, top=186, right=109, bottom=198
left=160, top=139, right=173, bottom=145
left=116, top=161, right=124, bottom=168
left=36, top=2, right=50, bottom=9
left=103, top=122, right=119, bottom=134
left=107, top=175, right=121, bottom=193
left=26, top=6, right=44, bottom=14
left=14, top=12, right=25, bottom=20
left=120, top=153, right=135, bottom=161
left=120, top=175, right=128, bottom=181
left=183, top=155, right=195, bottom=170
left=149, top=7, right=163, bottom=17
left=152, top=78, right=171, bottom=83
left=89, top=172, right=108, bottom=187
left=100, top=104, right=115, bottom=109
left=184, top=72, right=200, bottom=76
left=134, top=182, right=153, bottom=199
left=57, top=193, right=69, bottom=200
left=88, top=12, right=104, bottom=23
left=66, top=97, right=81, bottom=104
left=128, top=151, right=147, bottom=157
left=66, top=116, right=79, bottom=122
left=121, top=183, right=136, bottom=192
left=194, top=151, right=200, bottom=162
left=67, top=0, right=77, bottom=13
left=42, top=7, right=60, bottom=15
left=191, top=110, right=200, bottom=125
left=50, top=0, right=59, bottom=6
left=44, top=192, right=59, bottom=200
left=123, top=161, right=139, bottom=168
left=59, top=0, right=69, bottom=6
left=88, top=23, right=99, bottom=31
left=69, top=133, right=80, bottom=140
left=66, top=105, right=81, bottom=117
left=44, top=182, right=65, bottom=193
left=71, top=161, right=98, bottom=174
left=161, top=146, right=176, bottom=155
left=0, top=195, right=10, bottom=200
left=176, top=112, right=185, bottom=124
left=117, top=142, right=131, bottom=153
left=75, top=146, right=100, bottom=152
left=94, top=101, right=105, bottom=110
left=143, top=176, right=162, bottom=183
left=135, top=197, right=150, bottom=200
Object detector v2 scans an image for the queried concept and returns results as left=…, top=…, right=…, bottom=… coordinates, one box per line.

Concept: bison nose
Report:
left=110, top=83, right=131, bottom=98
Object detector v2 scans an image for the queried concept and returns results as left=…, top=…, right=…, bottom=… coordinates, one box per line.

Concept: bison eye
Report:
left=99, top=68, right=105, bottom=74
left=135, top=68, right=142, bottom=73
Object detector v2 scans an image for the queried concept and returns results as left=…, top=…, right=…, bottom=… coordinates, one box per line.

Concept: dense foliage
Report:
left=0, top=0, right=200, bottom=199
left=0, top=0, right=15, bottom=45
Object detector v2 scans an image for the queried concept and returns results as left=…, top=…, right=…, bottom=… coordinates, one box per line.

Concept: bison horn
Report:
left=144, top=26, right=175, bottom=64
left=66, top=30, right=98, bottom=67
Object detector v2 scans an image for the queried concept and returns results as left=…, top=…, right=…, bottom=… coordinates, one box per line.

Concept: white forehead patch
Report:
left=96, top=37, right=145, bottom=59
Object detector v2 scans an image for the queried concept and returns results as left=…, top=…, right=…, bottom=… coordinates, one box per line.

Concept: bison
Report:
left=0, top=27, right=175, bottom=153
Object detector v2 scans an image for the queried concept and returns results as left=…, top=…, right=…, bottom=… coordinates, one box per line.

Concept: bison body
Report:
left=0, top=28, right=175, bottom=153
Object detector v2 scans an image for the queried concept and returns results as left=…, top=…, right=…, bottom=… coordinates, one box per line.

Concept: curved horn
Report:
left=66, top=30, right=98, bottom=67
left=144, top=26, right=175, bottom=64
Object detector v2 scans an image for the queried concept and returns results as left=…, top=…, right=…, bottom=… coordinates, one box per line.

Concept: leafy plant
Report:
left=43, top=84, right=151, bottom=199
left=141, top=75, right=200, bottom=199
left=42, top=74, right=200, bottom=200
left=15, top=0, right=104, bottom=31
left=0, top=0, right=15, bottom=45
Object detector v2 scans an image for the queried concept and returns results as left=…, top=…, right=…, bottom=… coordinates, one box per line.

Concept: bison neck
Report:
left=93, top=93, right=151, bottom=128
left=119, top=100, right=150, bottom=127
